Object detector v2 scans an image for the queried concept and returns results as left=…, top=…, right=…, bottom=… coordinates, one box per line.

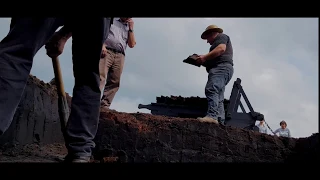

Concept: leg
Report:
left=64, top=18, right=111, bottom=161
left=9, top=17, right=17, bottom=30
left=217, top=86, right=226, bottom=123
left=101, top=53, right=125, bottom=109
left=216, top=63, right=234, bottom=123
left=99, top=51, right=114, bottom=94
left=198, top=63, right=233, bottom=123
left=0, top=18, right=63, bottom=135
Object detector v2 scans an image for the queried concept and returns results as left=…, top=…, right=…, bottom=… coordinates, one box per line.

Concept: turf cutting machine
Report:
left=138, top=78, right=264, bottom=131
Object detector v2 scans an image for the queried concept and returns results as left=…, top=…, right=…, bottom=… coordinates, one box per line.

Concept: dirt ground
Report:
left=1, top=75, right=318, bottom=163
left=0, top=142, right=119, bottom=163
left=0, top=143, right=67, bottom=163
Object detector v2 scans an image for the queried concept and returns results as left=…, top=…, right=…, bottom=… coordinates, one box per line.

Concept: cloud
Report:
left=0, top=18, right=318, bottom=138
left=109, top=96, right=150, bottom=114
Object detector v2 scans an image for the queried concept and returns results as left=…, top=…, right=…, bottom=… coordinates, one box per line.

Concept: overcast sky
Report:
left=0, top=18, right=318, bottom=138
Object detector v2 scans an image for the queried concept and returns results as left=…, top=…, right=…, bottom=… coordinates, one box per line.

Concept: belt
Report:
left=106, top=47, right=125, bottom=56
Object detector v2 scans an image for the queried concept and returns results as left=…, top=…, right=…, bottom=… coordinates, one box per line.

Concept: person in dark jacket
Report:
left=0, top=17, right=111, bottom=163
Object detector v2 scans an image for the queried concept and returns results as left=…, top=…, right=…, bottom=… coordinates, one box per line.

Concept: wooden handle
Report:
left=51, top=57, right=66, bottom=97
left=51, top=57, right=69, bottom=130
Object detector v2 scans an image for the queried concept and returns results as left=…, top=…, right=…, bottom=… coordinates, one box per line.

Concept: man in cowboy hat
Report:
left=195, top=24, right=234, bottom=124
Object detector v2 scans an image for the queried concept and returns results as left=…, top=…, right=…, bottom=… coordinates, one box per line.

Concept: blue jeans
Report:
left=0, top=18, right=110, bottom=158
left=205, top=63, right=234, bottom=120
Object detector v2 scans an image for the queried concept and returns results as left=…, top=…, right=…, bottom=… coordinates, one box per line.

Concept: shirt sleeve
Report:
left=214, top=34, right=229, bottom=45
left=287, top=129, right=291, bottom=137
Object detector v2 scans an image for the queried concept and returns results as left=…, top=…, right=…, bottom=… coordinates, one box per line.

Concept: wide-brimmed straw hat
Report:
left=201, top=24, right=223, bottom=39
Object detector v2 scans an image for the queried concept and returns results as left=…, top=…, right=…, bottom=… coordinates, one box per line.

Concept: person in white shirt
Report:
left=256, top=119, right=267, bottom=134
left=273, top=120, right=291, bottom=138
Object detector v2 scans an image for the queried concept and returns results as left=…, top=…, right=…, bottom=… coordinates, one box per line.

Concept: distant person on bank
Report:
left=256, top=119, right=267, bottom=134
left=273, top=120, right=291, bottom=138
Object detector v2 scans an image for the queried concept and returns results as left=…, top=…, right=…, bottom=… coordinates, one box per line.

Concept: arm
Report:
left=45, top=25, right=72, bottom=58
left=57, top=26, right=72, bottom=41
left=203, top=34, right=228, bottom=61
left=287, top=129, right=291, bottom=138
left=128, top=30, right=136, bottom=48
left=273, top=128, right=279, bottom=135
left=127, top=18, right=136, bottom=48
left=101, top=44, right=108, bottom=58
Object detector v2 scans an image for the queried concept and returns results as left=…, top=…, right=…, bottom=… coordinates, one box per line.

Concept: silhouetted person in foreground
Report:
left=0, top=17, right=111, bottom=162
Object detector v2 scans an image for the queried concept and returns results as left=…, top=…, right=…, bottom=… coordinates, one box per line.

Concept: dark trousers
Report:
left=0, top=18, right=110, bottom=158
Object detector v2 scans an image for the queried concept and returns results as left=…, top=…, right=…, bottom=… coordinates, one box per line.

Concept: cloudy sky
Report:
left=0, top=18, right=318, bottom=138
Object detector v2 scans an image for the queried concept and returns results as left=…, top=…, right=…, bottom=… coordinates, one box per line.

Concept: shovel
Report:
left=51, top=56, right=69, bottom=133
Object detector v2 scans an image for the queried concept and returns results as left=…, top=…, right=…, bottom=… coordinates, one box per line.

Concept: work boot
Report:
left=197, top=116, right=219, bottom=124
left=72, top=158, right=90, bottom=163
left=63, top=155, right=91, bottom=163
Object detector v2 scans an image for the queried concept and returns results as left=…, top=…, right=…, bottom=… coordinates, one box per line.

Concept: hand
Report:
left=195, top=55, right=207, bottom=65
left=45, top=32, right=67, bottom=58
left=127, top=18, right=134, bottom=30
left=101, top=45, right=107, bottom=58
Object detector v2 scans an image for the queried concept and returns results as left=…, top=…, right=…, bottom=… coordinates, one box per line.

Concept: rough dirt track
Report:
left=0, top=143, right=66, bottom=162
left=0, top=75, right=318, bottom=163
